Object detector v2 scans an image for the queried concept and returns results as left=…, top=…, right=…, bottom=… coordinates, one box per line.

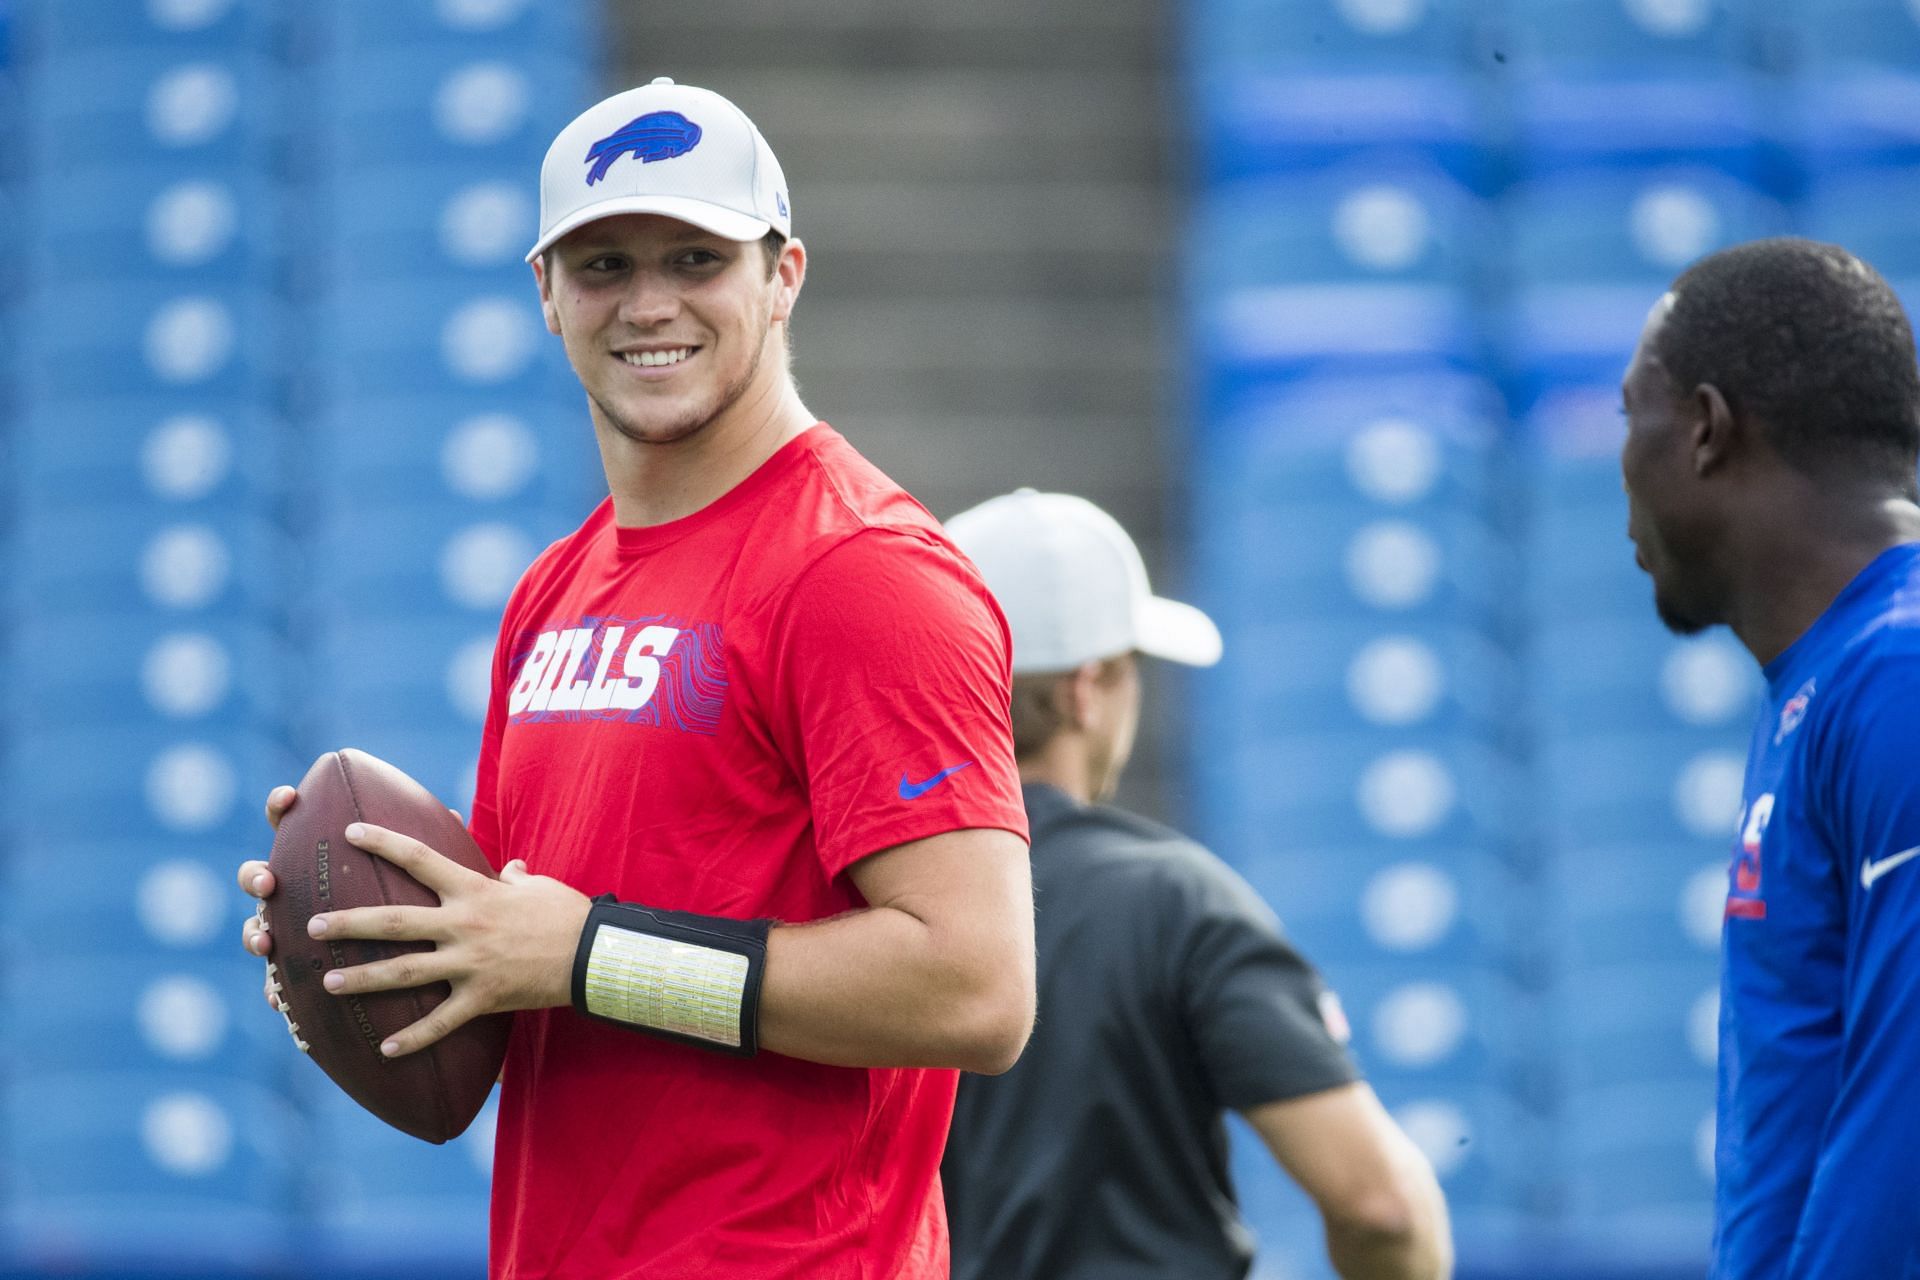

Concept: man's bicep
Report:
left=845, top=827, right=1032, bottom=932
left=1243, top=1082, right=1409, bottom=1210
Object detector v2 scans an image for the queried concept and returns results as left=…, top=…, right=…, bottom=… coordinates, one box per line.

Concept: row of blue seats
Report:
left=21, top=166, right=544, bottom=283
left=7, top=48, right=586, bottom=168
left=1201, top=72, right=1920, bottom=191
left=7, top=0, right=587, bottom=58
left=7, top=398, right=599, bottom=510
left=7, top=287, right=574, bottom=398
left=1197, top=164, right=1919, bottom=294
left=1, top=1069, right=491, bottom=1276
left=1190, top=0, right=1920, bottom=76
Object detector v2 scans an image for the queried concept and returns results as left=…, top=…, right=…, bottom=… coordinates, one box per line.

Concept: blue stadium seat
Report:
left=18, top=280, right=284, bottom=399
left=6, top=507, right=288, bottom=619
left=1509, top=72, right=1765, bottom=180
left=1555, top=959, right=1721, bottom=1091
left=1506, top=167, right=1786, bottom=287
left=1187, top=0, right=1490, bottom=187
left=1784, top=3, right=1920, bottom=174
left=311, top=616, right=500, bottom=732
left=304, top=504, right=570, bottom=619
left=321, top=0, right=589, bottom=52
left=10, top=0, right=282, bottom=59
left=0, top=836, right=265, bottom=960
left=1195, top=502, right=1518, bottom=632
left=3, top=613, right=287, bottom=731
left=1533, top=618, right=1760, bottom=736
left=13, top=399, right=286, bottom=511
left=1, top=1070, right=302, bottom=1273
left=1305, top=960, right=1510, bottom=1091
left=1499, top=0, right=1747, bottom=71
left=317, top=163, right=540, bottom=282
left=1801, top=170, right=1920, bottom=285
left=3, top=725, right=297, bottom=842
left=1538, top=728, right=1749, bottom=846
left=309, top=393, right=600, bottom=514
left=1780, top=0, right=1920, bottom=69
left=1549, top=841, right=1731, bottom=970
left=28, top=164, right=282, bottom=285
left=20, top=48, right=284, bottom=172
left=1200, top=730, right=1523, bottom=853
left=1200, top=368, right=1508, bottom=519
left=1195, top=164, right=1487, bottom=371
left=300, top=1089, right=494, bottom=1274
left=1236, top=841, right=1522, bottom=967
left=1561, top=1079, right=1716, bottom=1247
left=1497, top=1, right=1762, bottom=177
left=1, top=952, right=298, bottom=1082
left=311, top=282, right=571, bottom=399
left=312, top=49, right=586, bottom=169
left=1204, top=617, right=1516, bottom=739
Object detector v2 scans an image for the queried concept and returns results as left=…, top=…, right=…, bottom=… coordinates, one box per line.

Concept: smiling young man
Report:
left=1620, top=238, right=1920, bottom=1278
left=238, top=80, right=1035, bottom=1278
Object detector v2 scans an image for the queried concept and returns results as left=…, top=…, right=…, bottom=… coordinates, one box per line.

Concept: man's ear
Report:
left=1061, top=661, right=1106, bottom=732
left=771, top=236, right=807, bottom=324
left=532, top=253, right=562, bottom=336
left=1692, top=382, right=1739, bottom=477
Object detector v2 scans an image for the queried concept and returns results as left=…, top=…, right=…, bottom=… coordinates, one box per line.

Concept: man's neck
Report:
left=1722, top=490, right=1920, bottom=666
left=1018, top=738, right=1098, bottom=806
left=599, top=372, right=816, bottom=528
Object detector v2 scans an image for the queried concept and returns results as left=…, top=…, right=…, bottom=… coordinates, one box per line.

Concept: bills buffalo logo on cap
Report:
left=585, top=111, right=702, bottom=185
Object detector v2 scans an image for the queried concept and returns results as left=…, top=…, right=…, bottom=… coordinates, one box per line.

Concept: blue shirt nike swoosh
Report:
left=898, top=761, right=974, bottom=800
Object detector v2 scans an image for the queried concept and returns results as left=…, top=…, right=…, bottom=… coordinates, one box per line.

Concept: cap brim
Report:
left=1135, top=596, right=1223, bottom=667
left=526, top=194, right=772, bottom=262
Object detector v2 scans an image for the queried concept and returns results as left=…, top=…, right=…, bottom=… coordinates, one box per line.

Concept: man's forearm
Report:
left=756, top=901, right=1032, bottom=1073
left=1325, top=1141, right=1452, bottom=1280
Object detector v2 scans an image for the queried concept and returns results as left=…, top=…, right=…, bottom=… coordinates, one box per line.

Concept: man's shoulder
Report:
left=787, top=426, right=949, bottom=548
left=1047, top=804, right=1247, bottom=899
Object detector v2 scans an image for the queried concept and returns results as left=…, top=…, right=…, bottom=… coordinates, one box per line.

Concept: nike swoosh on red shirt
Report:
left=898, top=761, right=973, bottom=801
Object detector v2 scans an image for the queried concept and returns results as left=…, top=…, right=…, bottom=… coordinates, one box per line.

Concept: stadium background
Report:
left=1, top=0, right=1910, bottom=1276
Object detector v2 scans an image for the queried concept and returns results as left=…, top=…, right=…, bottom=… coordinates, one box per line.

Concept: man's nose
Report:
left=618, top=269, right=679, bottom=326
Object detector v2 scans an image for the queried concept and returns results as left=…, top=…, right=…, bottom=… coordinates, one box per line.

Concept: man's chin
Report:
left=593, top=396, right=713, bottom=447
left=1654, top=592, right=1715, bottom=637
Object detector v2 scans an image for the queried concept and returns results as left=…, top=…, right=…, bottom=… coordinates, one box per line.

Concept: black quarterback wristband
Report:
left=570, top=894, right=771, bottom=1058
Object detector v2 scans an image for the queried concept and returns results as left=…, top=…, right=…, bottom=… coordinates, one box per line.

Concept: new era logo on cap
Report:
left=585, top=111, right=703, bottom=185
left=527, top=77, right=792, bottom=261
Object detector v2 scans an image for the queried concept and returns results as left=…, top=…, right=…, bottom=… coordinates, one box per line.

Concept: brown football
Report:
left=262, top=748, right=509, bottom=1143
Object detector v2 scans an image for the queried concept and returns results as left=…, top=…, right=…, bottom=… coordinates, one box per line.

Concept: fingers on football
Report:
left=380, top=991, right=482, bottom=1058
left=308, top=903, right=447, bottom=945
left=264, top=785, right=297, bottom=829
left=241, top=908, right=274, bottom=958
left=323, top=948, right=451, bottom=999
left=238, top=859, right=275, bottom=899
left=344, top=823, right=484, bottom=894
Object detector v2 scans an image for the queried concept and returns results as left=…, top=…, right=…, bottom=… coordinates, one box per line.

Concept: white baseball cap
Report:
left=526, top=77, right=791, bottom=262
left=947, top=489, right=1223, bottom=674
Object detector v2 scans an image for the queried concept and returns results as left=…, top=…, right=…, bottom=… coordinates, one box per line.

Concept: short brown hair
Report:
left=1009, top=657, right=1128, bottom=761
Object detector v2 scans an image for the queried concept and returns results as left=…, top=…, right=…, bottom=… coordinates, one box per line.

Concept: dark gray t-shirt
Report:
left=943, top=784, right=1359, bottom=1280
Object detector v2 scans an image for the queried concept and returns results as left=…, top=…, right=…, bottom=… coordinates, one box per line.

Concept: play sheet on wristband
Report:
left=584, top=927, right=748, bottom=1047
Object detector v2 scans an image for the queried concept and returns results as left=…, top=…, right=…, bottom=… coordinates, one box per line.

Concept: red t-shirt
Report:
left=468, top=424, right=1028, bottom=1279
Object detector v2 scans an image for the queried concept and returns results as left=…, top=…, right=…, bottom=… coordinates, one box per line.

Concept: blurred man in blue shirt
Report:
left=1621, top=237, right=1920, bottom=1279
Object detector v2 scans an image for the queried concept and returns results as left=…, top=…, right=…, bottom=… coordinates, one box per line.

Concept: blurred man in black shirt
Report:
left=942, top=490, right=1452, bottom=1280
